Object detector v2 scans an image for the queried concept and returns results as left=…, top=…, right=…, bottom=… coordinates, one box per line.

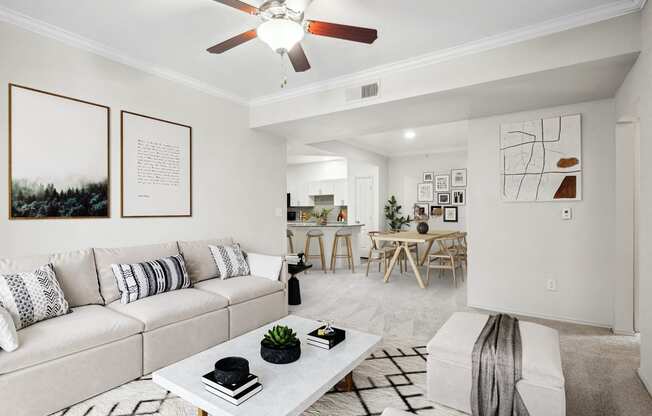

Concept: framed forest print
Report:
left=9, top=84, right=110, bottom=220
left=121, top=111, right=192, bottom=218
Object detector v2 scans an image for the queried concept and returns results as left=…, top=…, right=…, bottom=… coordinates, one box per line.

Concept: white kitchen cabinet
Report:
left=308, top=180, right=335, bottom=196
left=289, top=182, right=313, bottom=207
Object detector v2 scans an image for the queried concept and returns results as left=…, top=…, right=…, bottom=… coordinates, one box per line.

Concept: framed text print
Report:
left=121, top=111, right=192, bottom=218
left=9, top=84, right=110, bottom=220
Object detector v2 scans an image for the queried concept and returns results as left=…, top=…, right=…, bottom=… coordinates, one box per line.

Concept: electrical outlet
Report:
left=562, top=207, right=572, bottom=220
left=546, top=279, right=558, bottom=292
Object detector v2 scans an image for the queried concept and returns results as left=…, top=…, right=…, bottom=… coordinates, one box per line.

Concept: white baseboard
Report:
left=467, top=303, right=612, bottom=329
left=612, top=328, right=637, bottom=336
left=638, top=369, right=652, bottom=397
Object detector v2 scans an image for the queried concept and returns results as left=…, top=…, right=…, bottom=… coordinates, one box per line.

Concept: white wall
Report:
left=388, top=151, right=467, bottom=232
left=0, top=22, right=287, bottom=257
left=615, top=3, right=652, bottom=395
left=467, top=99, right=616, bottom=327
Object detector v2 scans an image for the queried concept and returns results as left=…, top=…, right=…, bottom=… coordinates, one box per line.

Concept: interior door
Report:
left=355, top=176, right=374, bottom=253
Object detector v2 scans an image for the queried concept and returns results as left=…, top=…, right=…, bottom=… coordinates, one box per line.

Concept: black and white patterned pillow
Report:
left=209, top=244, right=250, bottom=280
left=0, top=263, right=70, bottom=330
left=111, top=254, right=191, bottom=304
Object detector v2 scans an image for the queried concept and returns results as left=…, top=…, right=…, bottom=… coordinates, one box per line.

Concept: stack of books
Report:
left=307, top=326, right=346, bottom=350
left=202, top=371, right=262, bottom=406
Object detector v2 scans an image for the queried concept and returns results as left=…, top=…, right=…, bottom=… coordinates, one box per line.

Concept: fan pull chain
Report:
left=280, top=53, right=288, bottom=89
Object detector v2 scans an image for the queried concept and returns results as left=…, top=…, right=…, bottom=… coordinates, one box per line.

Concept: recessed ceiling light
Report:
left=404, top=130, right=416, bottom=140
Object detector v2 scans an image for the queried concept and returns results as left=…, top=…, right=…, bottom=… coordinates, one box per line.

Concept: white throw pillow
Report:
left=0, top=306, right=19, bottom=352
left=247, top=253, right=283, bottom=281
left=209, top=244, right=250, bottom=279
left=0, top=263, right=69, bottom=329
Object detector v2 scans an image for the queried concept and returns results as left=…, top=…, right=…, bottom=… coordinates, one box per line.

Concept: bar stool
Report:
left=287, top=229, right=295, bottom=253
left=304, top=229, right=327, bottom=272
left=331, top=228, right=355, bottom=273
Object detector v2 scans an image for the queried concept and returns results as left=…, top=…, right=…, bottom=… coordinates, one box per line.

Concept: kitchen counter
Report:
left=287, top=222, right=365, bottom=228
left=286, top=223, right=365, bottom=267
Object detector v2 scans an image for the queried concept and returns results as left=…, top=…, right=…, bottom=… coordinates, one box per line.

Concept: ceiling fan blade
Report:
left=207, top=29, right=257, bottom=54
left=288, top=44, right=311, bottom=72
left=306, top=20, right=378, bottom=44
left=212, top=0, right=259, bottom=15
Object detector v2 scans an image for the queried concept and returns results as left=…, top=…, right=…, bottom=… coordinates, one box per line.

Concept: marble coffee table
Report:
left=153, top=315, right=382, bottom=416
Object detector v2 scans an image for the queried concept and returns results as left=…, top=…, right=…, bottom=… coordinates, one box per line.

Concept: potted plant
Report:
left=384, top=196, right=412, bottom=232
left=311, top=208, right=333, bottom=226
left=260, top=325, right=301, bottom=364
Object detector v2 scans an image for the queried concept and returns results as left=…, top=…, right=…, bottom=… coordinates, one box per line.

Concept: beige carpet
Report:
left=292, top=266, right=652, bottom=416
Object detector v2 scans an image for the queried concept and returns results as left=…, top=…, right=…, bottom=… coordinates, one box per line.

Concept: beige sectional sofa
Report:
left=0, top=238, right=288, bottom=416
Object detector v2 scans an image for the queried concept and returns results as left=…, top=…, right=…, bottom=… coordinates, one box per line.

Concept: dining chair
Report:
left=365, top=231, right=395, bottom=276
left=425, top=235, right=464, bottom=287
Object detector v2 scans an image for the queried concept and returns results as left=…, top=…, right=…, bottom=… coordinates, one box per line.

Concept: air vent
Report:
left=361, top=83, right=379, bottom=98
left=345, top=81, right=380, bottom=102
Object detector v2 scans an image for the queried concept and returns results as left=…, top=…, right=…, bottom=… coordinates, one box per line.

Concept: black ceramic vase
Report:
left=214, top=356, right=249, bottom=385
left=260, top=341, right=301, bottom=364
left=417, top=221, right=429, bottom=234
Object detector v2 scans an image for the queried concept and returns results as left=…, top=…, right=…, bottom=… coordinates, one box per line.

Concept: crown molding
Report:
left=0, top=1, right=644, bottom=109
left=250, top=0, right=644, bottom=107
left=0, top=5, right=249, bottom=106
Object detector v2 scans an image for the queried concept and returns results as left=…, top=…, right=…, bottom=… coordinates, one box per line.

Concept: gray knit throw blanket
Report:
left=471, top=314, right=530, bottom=416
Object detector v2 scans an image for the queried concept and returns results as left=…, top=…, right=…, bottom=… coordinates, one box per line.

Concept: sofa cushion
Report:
left=94, top=242, right=180, bottom=304
left=427, top=312, right=565, bottom=389
left=108, top=288, right=228, bottom=331
left=0, top=255, right=50, bottom=275
left=0, top=305, right=143, bottom=374
left=50, top=249, right=103, bottom=307
left=178, top=238, right=233, bottom=283
left=0, top=250, right=103, bottom=308
left=195, top=275, right=284, bottom=305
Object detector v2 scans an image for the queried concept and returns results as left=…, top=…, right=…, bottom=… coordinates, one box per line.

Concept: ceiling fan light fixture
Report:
left=257, top=18, right=305, bottom=54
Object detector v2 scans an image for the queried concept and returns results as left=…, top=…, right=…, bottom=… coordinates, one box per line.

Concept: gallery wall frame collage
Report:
left=415, top=169, right=466, bottom=223
left=7, top=83, right=193, bottom=220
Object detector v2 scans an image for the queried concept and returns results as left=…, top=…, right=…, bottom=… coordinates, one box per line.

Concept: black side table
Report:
left=287, top=263, right=312, bottom=306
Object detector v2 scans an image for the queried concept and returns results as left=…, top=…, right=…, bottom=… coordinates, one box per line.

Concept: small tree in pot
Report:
left=260, top=325, right=301, bottom=364
left=384, top=196, right=412, bottom=232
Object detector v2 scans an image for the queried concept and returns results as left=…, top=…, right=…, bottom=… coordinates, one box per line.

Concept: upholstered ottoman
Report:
left=427, top=312, right=565, bottom=416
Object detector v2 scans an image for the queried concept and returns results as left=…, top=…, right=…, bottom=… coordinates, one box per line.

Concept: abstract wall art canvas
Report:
left=9, top=84, right=110, bottom=219
left=121, top=111, right=192, bottom=218
left=500, top=114, right=582, bottom=202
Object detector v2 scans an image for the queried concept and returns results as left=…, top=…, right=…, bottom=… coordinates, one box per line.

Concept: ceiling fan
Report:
left=207, top=0, right=378, bottom=73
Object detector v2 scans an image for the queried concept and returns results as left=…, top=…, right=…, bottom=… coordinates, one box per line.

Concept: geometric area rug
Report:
left=51, top=343, right=464, bottom=416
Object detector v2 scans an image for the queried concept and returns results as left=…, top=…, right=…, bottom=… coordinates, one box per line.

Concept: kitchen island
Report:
left=287, top=222, right=365, bottom=269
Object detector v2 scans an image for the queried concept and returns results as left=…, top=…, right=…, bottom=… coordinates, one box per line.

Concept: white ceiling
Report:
left=0, top=0, right=627, bottom=101
left=263, top=53, right=637, bottom=144
left=347, top=121, right=469, bottom=158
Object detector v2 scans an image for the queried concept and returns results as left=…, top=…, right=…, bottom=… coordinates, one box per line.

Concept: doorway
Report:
left=355, top=176, right=375, bottom=253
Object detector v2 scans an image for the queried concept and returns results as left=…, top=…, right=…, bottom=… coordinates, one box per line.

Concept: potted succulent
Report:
left=311, top=208, right=333, bottom=226
left=260, top=325, right=301, bottom=364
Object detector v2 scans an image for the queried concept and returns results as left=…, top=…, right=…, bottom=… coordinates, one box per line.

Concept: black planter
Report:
left=417, top=221, right=429, bottom=234
left=214, top=357, right=250, bottom=385
left=260, top=341, right=301, bottom=364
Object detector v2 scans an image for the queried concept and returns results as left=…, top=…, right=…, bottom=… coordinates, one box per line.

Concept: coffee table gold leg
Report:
left=198, top=409, right=208, bottom=416
left=336, top=372, right=354, bottom=392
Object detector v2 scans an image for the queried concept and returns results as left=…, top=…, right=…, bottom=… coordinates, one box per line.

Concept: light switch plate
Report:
left=275, top=208, right=283, bottom=217
left=562, top=207, right=572, bottom=220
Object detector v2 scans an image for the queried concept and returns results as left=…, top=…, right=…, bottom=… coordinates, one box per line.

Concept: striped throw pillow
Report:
left=209, top=244, right=250, bottom=280
left=0, top=263, right=70, bottom=330
left=111, top=254, right=191, bottom=304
